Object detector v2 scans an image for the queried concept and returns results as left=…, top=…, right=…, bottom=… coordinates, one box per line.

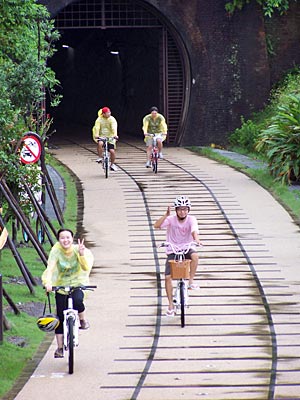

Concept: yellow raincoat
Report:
left=42, top=242, right=94, bottom=292
left=92, top=108, right=118, bottom=144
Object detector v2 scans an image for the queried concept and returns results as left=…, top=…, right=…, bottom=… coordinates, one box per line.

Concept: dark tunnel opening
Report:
left=48, top=27, right=161, bottom=141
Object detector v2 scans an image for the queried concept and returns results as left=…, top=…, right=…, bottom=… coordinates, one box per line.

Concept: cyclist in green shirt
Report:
left=142, top=106, right=168, bottom=167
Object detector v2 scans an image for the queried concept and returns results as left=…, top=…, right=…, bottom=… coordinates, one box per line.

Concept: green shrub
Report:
left=229, top=117, right=262, bottom=152
left=256, top=93, right=300, bottom=183
left=229, top=67, right=300, bottom=157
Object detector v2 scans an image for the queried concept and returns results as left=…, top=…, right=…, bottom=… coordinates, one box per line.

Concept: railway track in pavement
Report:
left=61, top=138, right=300, bottom=400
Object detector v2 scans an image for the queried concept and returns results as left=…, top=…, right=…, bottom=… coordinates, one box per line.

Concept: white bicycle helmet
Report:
left=174, top=195, right=191, bottom=209
left=37, top=314, right=60, bottom=332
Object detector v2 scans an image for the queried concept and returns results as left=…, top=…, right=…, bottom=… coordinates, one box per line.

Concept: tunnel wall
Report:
left=40, top=0, right=300, bottom=146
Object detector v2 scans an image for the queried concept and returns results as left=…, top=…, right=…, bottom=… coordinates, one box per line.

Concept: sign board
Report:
left=20, top=134, right=42, bottom=164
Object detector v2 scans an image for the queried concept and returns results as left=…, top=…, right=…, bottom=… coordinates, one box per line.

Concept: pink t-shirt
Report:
left=160, top=215, right=199, bottom=254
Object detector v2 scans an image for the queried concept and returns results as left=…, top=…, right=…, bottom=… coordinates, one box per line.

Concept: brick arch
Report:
left=41, top=0, right=191, bottom=145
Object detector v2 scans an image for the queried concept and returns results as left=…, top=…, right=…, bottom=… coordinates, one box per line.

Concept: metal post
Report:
left=0, top=274, right=3, bottom=343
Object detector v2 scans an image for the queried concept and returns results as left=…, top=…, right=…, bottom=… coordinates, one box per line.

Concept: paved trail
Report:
left=11, top=141, right=300, bottom=400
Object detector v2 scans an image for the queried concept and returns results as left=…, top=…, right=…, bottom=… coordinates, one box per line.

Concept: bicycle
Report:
left=52, top=285, right=96, bottom=374
left=22, top=215, right=45, bottom=244
left=97, top=136, right=118, bottom=178
left=158, top=242, right=200, bottom=327
left=145, top=134, right=161, bottom=174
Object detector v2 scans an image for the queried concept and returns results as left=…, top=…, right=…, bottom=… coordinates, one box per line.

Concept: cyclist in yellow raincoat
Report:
left=92, top=106, right=119, bottom=171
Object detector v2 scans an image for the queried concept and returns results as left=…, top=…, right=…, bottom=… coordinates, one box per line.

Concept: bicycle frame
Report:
left=63, top=294, right=80, bottom=349
left=146, top=134, right=160, bottom=174
left=159, top=242, right=199, bottom=327
left=98, top=137, right=110, bottom=178
left=150, top=136, right=159, bottom=174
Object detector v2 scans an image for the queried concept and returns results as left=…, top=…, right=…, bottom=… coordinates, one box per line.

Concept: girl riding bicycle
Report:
left=42, top=228, right=94, bottom=358
left=154, top=196, right=202, bottom=316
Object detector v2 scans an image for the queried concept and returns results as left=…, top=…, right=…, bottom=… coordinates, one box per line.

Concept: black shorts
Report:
left=165, top=250, right=196, bottom=275
left=55, top=288, right=85, bottom=334
left=99, top=140, right=115, bottom=150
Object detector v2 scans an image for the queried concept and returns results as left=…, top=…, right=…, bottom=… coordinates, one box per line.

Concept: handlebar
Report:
left=97, top=136, right=118, bottom=142
left=158, top=241, right=201, bottom=255
left=50, top=285, right=97, bottom=292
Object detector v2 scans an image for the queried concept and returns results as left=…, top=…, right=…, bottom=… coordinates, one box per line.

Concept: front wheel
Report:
left=152, top=153, right=158, bottom=174
left=179, top=281, right=185, bottom=328
left=103, top=157, right=109, bottom=179
left=67, top=316, right=74, bottom=374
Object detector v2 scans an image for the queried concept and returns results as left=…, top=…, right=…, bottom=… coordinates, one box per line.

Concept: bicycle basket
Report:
left=169, top=259, right=191, bottom=279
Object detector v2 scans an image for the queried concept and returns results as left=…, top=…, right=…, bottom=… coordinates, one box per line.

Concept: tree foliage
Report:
left=0, top=0, right=60, bottom=185
left=225, top=0, right=294, bottom=16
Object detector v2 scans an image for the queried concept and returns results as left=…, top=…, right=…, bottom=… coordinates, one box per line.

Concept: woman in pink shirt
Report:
left=154, top=196, right=202, bottom=316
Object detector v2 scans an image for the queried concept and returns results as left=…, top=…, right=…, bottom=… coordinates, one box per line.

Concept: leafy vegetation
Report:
left=256, top=94, right=300, bottom=183
left=225, top=0, right=294, bottom=16
left=229, top=68, right=300, bottom=168
left=0, top=0, right=60, bottom=188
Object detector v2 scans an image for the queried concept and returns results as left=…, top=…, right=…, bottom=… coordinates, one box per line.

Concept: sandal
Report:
left=54, top=348, right=64, bottom=358
left=188, top=283, right=200, bottom=290
left=165, top=308, right=176, bottom=317
left=79, top=319, right=90, bottom=330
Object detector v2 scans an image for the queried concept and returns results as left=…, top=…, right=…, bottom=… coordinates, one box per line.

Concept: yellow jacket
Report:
left=92, top=109, right=118, bottom=143
left=142, top=113, right=167, bottom=135
left=42, top=242, right=94, bottom=293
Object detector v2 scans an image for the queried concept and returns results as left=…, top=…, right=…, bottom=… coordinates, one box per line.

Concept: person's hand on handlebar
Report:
left=45, top=283, right=53, bottom=293
left=97, top=136, right=118, bottom=141
left=193, top=237, right=204, bottom=247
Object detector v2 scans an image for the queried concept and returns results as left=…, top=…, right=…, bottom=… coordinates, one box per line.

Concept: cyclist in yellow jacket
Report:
left=92, top=106, right=119, bottom=171
left=142, top=106, right=168, bottom=167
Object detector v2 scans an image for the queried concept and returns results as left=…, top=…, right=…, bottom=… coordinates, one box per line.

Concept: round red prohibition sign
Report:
left=20, top=135, right=42, bottom=164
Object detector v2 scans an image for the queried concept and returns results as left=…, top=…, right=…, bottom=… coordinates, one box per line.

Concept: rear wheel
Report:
left=180, top=281, right=185, bottom=328
left=67, top=317, right=74, bottom=374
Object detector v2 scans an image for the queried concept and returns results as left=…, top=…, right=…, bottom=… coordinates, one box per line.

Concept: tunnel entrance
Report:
left=49, top=0, right=190, bottom=144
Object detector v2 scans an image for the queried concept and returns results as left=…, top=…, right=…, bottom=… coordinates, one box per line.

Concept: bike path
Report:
left=12, top=142, right=300, bottom=400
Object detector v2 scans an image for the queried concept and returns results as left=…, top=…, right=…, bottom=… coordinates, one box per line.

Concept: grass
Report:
left=0, top=313, right=45, bottom=395
left=189, top=146, right=300, bottom=225
left=0, top=153, right=79, bottom=398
